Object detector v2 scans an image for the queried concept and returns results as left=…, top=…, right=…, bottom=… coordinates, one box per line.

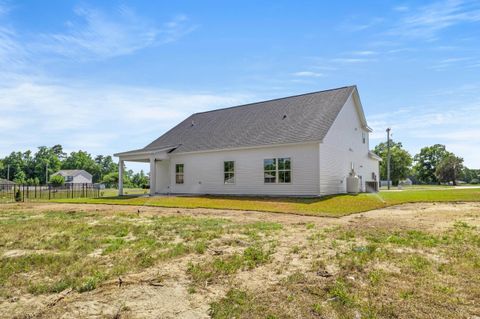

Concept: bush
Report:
left=471, top=178, right=479, bottom=184
left=15, top=188, right=22, bottom=202
left=49, top=175, right=65, bottom=187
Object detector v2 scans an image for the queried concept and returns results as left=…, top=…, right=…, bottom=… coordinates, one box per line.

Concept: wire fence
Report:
left=0, top=183, right=101, bottom=203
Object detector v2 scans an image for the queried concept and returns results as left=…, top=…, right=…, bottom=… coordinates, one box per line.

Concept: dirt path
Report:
left=2, top=202, right=480, bottom=318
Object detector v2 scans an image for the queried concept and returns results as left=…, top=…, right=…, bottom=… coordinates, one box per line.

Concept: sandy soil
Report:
left=2, top=202, right=480, bottom=318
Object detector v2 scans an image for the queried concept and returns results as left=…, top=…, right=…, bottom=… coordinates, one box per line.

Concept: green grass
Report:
left=51, top=187, right=480, bottom=217
left=209, top=221, right=480, bottom=319
left=0, top=207, right=280, bottom=297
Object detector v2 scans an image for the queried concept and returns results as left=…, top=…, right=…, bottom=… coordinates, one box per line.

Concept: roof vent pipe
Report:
left=191, top=120, right=195, bottom=126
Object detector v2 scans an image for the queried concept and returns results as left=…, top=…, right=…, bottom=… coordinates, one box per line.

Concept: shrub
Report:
left=49, top=175, right=65, bottom=187
left=471, top=178, right=479, bottom=184
left=15, top=188, right=22, bottom=202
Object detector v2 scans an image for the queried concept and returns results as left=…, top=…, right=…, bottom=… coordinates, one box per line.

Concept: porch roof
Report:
left=114, top=146, right=177, bottom=162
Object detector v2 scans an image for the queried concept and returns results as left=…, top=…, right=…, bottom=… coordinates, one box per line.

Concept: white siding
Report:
left=72, top=174, right=92, bottom=184
left=319, top=94, right=379, bottom=195
left=159, top=143, right=319, bottom=196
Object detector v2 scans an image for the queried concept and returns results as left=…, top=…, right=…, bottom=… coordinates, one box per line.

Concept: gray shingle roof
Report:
left=0, top=178, right=15, bottom=185
left=53, top=170, right=92, bottom=177
left=144, top=86, right=355, bottom=153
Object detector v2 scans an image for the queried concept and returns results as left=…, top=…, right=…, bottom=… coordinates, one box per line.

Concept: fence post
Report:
left=48, top=185, right=51, bottom=200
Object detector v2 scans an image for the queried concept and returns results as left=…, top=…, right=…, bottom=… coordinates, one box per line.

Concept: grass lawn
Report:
left=1, top=203, right=479, bottom=318
left=51, top=187, right=480, bottom=217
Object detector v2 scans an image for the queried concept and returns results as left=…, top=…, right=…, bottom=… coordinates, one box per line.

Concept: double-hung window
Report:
left=224, top=161, right=235, bottom=184
left=175, top=164, right=184, bottom=184
left=264, top=159, right=277, bottom=183
left=264, top=158, right=291, bottom=183
left=278, top=158, right=291, bottom=183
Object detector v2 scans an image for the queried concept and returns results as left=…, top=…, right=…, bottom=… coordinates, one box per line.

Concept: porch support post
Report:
left=118, top=159, right=124, bottom=196
left=150, top=156, right=156, bottom=196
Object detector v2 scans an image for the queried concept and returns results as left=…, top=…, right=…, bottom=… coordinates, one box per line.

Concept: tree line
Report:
left=0, top=145, right=149, bottom=188
left=373, top=142, right=479, bottom=186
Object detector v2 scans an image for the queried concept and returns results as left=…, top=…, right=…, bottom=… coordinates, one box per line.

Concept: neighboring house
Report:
left=0, top=178, right=16, bottom=191
left=115, top=85, right=381, bottom=196
left=51, top=170, right=93, bottom=184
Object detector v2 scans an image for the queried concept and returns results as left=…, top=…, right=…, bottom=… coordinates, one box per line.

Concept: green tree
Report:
left=33, top=146, right=62, bottom=184
left=435, top=154, right=464, bottom=185
left=50, top=174, right=65, bottom=187
left=2, top=151, right=30, bottom=181
left=373, top=140, right=413, bottom=186
left=413, top=144, right=451, bottom=184
left=132, top=170, right=149, bottom=188
left=13, top=170, right=27, bottom=184
left=462, top=168, right=480, bottom=184
left=101, top=172, right=118, bottom=188
left=95, top=155, right=118, bottom=182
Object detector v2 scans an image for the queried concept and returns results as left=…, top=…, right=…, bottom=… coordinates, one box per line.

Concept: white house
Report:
left=51, top=170, right=93, bottom=184
left=115, top=85, right=380, bottom=196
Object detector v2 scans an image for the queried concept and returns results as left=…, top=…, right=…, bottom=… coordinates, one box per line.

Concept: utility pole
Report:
left=45, top=163, right=49, bottom=185
left=7, top=164, right=10, bottom=181
left=386, top=128, right=391, bottom=190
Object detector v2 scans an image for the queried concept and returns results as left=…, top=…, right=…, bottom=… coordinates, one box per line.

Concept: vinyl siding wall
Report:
left=71, top=174, right=92, bottom=184
left=319, top=94, right=379, bottom=195
left=155, top=143, right=320, bottom=196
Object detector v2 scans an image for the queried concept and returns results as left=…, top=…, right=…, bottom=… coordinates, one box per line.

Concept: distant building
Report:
left=0, top=178, right=16, bottom=191
left=51, top=170, right=93, bottom=184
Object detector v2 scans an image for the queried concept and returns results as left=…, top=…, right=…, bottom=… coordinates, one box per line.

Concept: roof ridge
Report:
left=193, top=85, right=356, bottom=115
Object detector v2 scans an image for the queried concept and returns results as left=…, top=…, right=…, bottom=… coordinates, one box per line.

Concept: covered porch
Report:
left=114, top=147, right=174, bottom=196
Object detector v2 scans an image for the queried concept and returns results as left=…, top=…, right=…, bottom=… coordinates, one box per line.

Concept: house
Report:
left=0, top=178, right=16, bottom=191
left=51, top=170, right=93, bottom=184
left=115, top=85, right=381, bottom=196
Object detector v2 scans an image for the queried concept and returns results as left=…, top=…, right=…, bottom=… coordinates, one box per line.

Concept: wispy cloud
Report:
left=0, top=79, right=251, bottom=154
left=35, top=5, right=196, bottom=60
left=291, top=71, right=324, bottom=78
left=340, top=17, right=384, bottom=32
left=350, top=50, right=378, bottom=56
left=391, top=0, right=480, bottom=40
left=393, top=5, right=410, bottom=12
left=367, top=85, right=480, bottom=167
left=331, top=58, right=373, bottom=64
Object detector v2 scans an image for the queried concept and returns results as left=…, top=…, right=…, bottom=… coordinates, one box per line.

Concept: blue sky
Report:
left=1, top=0, right=479, bottom=171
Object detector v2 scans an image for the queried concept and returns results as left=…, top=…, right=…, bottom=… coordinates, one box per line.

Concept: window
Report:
left=175, top=164, right=184, bottom=184
left=65, top=176, right=73, bottom=183
left=362, top=132, right=366, bottom=144
left=278, top=158, right=291, bottom=183
left=224, top=161, right=235, bottom=184
left=264, top=158, right=291, bottom=183
left=264, top=159, right=276, bottom=183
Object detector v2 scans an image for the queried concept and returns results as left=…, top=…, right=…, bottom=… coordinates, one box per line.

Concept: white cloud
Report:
left=0, top=78, right=252, bottom=156
left=291, top=71, right=324, bottom=78
left=391, top=0, right=480, bottom=39
left=35, top=6, right=196, bottom=60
